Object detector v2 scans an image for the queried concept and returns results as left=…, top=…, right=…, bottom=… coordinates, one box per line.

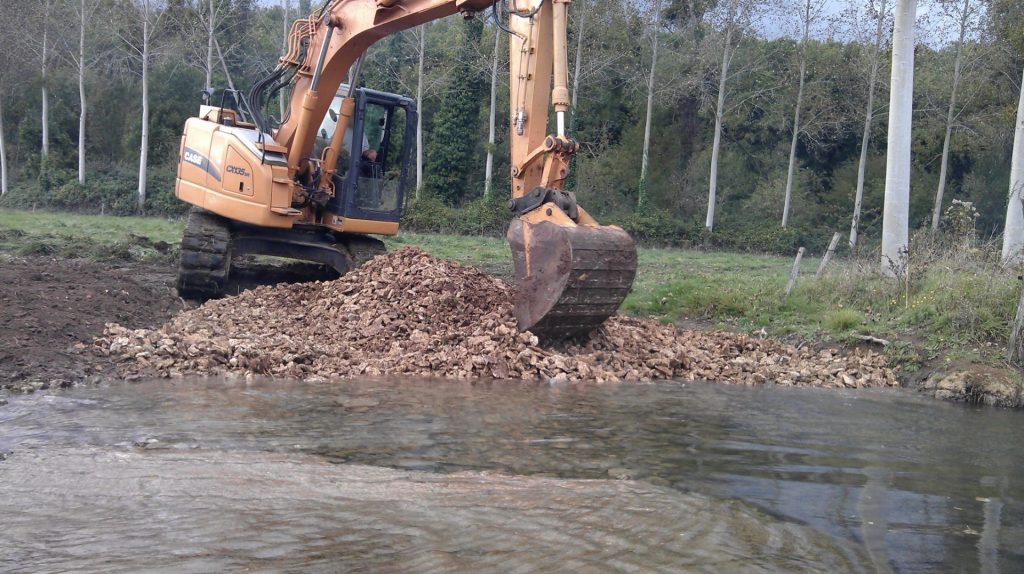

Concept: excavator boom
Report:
left=173, top=0, right=637, bottom=339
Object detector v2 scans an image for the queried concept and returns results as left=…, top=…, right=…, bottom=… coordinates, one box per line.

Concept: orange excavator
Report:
left=173, top=0, right=636, bottom=339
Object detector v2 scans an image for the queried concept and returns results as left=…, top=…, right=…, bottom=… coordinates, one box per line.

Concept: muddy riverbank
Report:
left=95, top=248, right=897, bottom=387
left=0, top=255, right=183, bottom=392
left=1, top=251, right=1020, bottom=407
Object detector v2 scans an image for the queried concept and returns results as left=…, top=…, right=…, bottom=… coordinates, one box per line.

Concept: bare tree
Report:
left=139, top=0, right=154, bottom=212
left=172, top=0, right=234, bottom=95
left=59, top=0, right=105, bottom=185
left=119, top=0, right=167, bottom=212
left=704, top=0, right=760, bottom=232
left=1000, top=66, right=1024, bottom=263
left=570, top=0, right=586, bottom=118
left=638, top=0, right=663, bottom=211
left=847, top=0, right=893, bottom=248
left=881, top=0, right=917, bottom=276
left=280, top=0, right=291, bottom=120
left=930, top=0, right=982, bottom=230
left=0, top=85, right=6, bottom=195
left=568, top=0, right=629, bottom=115
left=781, top=0, right=825, bottom=227
left=565, top=0, right=631, bottom=192
left=0, top=94, right=6, bottom=196
left=416, top=26, right=426, bottom=196
left=202, top=0, right=234, bottom=91
left=0, top=2, right=13, bottom=196
left=372, top=25, right=445, bottom=199
left=483, top=28, right=503, bottom=199
left=33, top=0, right=55, bottom=159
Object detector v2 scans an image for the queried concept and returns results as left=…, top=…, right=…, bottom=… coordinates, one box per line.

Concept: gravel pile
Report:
left=94, top=248, right=897, bottom=387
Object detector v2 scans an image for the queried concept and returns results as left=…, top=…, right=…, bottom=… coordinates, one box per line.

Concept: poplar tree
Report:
left=881, top=0, right=917, bottom=276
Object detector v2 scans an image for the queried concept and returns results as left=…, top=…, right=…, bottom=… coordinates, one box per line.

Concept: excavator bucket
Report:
left=508, top=214, right=637, bottom=340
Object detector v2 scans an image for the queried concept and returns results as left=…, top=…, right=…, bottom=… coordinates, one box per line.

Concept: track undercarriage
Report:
left=176, top=208, right=385, bottom=300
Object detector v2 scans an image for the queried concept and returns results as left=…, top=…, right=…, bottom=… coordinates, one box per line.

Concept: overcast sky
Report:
left=760, top=0, right=955, bottom=45
left=256, top=0, right=959, bottom=46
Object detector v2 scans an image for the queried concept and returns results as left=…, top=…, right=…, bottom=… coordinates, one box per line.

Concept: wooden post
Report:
left=1007, top=275, right=1024, bottom=365
left=784, top=247, right=805, bottom=300
left=816, top=232, right=842, bottom=279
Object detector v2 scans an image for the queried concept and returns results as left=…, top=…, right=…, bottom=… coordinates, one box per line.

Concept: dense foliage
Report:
left=0, top=0, right=1020, bottom=253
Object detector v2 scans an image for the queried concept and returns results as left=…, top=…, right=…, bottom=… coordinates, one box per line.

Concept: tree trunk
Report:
left=881, top=0, right=916, bottom=277
left=931, top=0, right=970, bottom=231
left=563, top=0, right=586, bottom=192
left=280, top=0, right=289, bottom=120
left=570, top=0, right=584, bottom=119
left=137, top=0, right=151, bottom=213
left=0, top=92, right=7, bottom=196
left=782, top=0, right=811, bottom=228
left=638, top=0, right=661, bottom=211
left=214, top=36, right=236, bottom=92
left=415, top=27, right=425, bottom=197
left=850, top=0, right=887, bottom=249
left=850, top=86, right=878, bottom=248
left=1000, top=66, right=1024, bottom=263
left=483, top=30, right=500, bottom=199
left=706, top=27, right=732, bottom=232
left=41, top=0, right=50, bottom=158
left=206, top=0, right=215, bottom=90
left=77, top=0, right=87, bottom=184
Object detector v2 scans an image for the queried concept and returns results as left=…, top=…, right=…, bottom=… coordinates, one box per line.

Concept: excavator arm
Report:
left=182, top=0, right=636, bottom=339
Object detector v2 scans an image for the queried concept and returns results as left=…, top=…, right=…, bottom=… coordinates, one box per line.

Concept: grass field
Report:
left=0, top=210, right=184, bottom=262
left=2, top=208, right=1017, bottom=374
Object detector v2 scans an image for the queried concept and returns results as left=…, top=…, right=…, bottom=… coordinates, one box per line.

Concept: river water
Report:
left=0, top=378, right=1021, bottom=573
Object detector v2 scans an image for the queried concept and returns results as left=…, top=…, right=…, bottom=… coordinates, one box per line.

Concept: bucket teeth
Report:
left=508, top=219, right=637, bottom=340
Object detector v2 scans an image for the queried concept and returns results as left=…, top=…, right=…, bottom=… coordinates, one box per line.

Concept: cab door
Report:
left=328, top=89, right=417, bottom=223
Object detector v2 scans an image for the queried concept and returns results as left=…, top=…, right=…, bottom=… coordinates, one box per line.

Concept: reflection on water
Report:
left=1, top=378, right=1022, bottom=572
left=1, top=449, right=870, bottom=573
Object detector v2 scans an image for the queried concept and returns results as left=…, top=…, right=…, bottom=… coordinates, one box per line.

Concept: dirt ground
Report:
left=0, top=255, right=183, bottom=392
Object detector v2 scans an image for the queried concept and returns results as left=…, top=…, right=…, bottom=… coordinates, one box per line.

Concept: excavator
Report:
left=173, top=0, right=637, bottom=339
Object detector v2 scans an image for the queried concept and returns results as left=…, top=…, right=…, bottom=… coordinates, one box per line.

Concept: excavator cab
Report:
left=174, top=84, right=414, bottom=300
left=314, top=86, right=416, bottom=224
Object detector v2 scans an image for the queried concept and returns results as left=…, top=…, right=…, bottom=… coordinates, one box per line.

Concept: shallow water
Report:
left=1, top=378, right=1022, bottom=572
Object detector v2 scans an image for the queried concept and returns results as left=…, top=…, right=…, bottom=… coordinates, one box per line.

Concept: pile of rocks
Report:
left=94, top=248, right=897, bottom=387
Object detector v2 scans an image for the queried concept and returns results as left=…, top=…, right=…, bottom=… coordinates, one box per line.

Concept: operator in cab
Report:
left=314, top=94, right=378, bottom=174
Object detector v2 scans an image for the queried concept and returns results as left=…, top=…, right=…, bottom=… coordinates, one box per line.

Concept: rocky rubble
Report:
left=93, top=248, right=897, bottom=387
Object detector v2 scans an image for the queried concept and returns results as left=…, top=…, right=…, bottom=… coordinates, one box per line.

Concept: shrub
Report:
left=713, top=221, right=829, bottom=255
left=827, top=309, right=864, bottom=332
left=401, top=192, right=510, bottom=237
left=2, top=164, right=187, bottom=217
left=805, top=240, right=1017, bottom=347
left=610, top=210, right=700, bottom=246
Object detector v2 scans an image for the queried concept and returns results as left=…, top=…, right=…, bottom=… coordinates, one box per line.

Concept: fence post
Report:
left=1008, top=276, right=1024, bottom=365
left=784, top=246, right=805, bottom=300
left=816, top=232, right=842, bottom=279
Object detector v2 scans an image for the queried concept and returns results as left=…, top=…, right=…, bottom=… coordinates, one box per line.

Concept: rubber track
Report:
left=177, top=208, right=233, bottom=300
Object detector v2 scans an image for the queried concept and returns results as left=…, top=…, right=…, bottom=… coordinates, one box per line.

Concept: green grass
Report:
left=623, top=248, right=821, bottom=324
left=0, top=209, right=184, bottom=244
left=0, top=209, right=184, bottom=263
left=826, top=309, right=865, bottom=332
left=386, top=233, right=512, bottom=276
